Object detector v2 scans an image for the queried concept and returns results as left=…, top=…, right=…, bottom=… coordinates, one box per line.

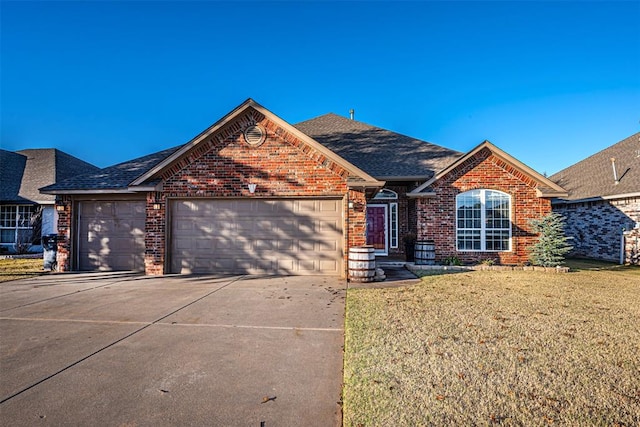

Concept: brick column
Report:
left=145, top=192, right=166, bottom=275
left=55, top=195, right=72, bottom=272
left=624, top=228, right=640, bottom=265
left=347, top=190, right=367, bottom=249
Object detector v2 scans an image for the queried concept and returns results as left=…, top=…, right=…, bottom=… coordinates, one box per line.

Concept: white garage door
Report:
left=78, top=200, right=145, bottom=271
left=170, top=199, right=343, bottom=275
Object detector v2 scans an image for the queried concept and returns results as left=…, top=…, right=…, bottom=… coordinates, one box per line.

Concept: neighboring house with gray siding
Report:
left=550, top=132, right=640, bottom=263
left=0, top=148, right=100, bottom=253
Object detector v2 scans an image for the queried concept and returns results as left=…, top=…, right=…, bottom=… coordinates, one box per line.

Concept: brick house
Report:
left=550, top=132, right=640, bottom=263
left=408, top=141, right=567, bottom=265
left=41, top=99, right=565, bottom=275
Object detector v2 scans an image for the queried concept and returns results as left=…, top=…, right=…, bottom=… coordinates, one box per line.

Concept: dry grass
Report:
left=343, top=267, right=640, bottom=426
left=0, top=258, right=45, bottom=282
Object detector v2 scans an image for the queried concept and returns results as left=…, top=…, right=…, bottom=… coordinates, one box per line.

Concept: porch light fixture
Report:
left=55, top=204, right=65, bottom=212
left=248, top=183, right=257, bottom=194
left=349, top=201, right=364, bottom=211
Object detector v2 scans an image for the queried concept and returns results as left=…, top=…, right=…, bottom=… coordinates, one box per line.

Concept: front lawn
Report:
left=0, top=258, right=45, bottom=282
left=343, top=267, right=640, bottom=426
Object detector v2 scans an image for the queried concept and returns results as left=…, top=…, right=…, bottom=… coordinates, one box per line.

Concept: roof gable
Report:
left=550, top=132, right=640, bottom=201
left=294, top=113, right=462, bottom=180
left=2, top=149, right=100, bottom=202
left=130, top=99, right=381, bottom=188
left=408, top=141, right=567, bottom=198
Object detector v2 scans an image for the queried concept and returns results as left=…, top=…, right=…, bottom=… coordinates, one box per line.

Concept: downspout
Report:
left=345, top=192, right=351, bottom=279
left=620, top=227, right=626, bottom=265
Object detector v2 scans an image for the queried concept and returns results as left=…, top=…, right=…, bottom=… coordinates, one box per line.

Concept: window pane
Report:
left=457, top=229, right=481, bottom=251
left=486, top=191, right=510, bottom=231
left=0, top=229, right=15, bottom=243
left=486, top=230, right=510, bottom=251
left=17, top=229, right=33, bottom=244
left=390, top=203, right=398, bottom=248
left=17, top=206, right=34, bottom=228
left=1, top=206, right=16, bottom=228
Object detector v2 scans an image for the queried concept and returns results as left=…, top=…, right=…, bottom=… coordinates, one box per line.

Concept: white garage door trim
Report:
left=77, top=200, right=146, bottom=271
left=168, top=198, right=344, bottom=275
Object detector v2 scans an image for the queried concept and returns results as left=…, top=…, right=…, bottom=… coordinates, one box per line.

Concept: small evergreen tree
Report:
left=529, top=212, right=573, bottom=267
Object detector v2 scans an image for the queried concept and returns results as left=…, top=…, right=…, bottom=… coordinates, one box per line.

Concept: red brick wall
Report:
left=145, top=107, right=364, bottom=275
left=348, top=189, right=367, bottom=249
left=145, top=192, right=165, bottom=275
left=55, top=195, right=72, bottom=272
left=417, top=148, right=551, bottom=265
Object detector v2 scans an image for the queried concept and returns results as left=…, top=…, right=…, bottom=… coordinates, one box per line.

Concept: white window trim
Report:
left=390, top=202, right=398, bottom=249
left=373, top=189, right=398, bottom=200
left=456, top=190, right=512, bottom=252
left=0, top=205, right=35, bottom=245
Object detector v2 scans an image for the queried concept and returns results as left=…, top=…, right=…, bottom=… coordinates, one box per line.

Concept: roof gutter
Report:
left=374, top=175, right=431, bottom=181
left=347, top=179, right=386, bottom=189
left=536, top=189, right=569, bottom=198
left=552, top=192, right=640, bottom=205
left=40, top=189, right=143, bottom=195
left=407, top=191, right=436, bottom=198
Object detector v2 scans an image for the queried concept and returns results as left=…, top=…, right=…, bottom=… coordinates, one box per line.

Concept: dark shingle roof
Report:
left=41, top=145, right=182, bottom=192
left=295, top=113, right=462, bottom=180
left=550, top=132, right=640, bottom=201
left=0, top=150, right=28, bottom=203
left=0, top=149, right=100, bottom=203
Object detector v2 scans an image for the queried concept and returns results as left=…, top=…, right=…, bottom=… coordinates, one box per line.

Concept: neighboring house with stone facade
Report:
left=41, top=99, right=565, bottom=276
left=550, top=132, right=640, bottom=263
left=0, top=148, right=99, bottom=253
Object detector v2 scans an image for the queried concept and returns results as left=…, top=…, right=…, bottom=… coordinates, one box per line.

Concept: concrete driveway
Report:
left=0, top=272, right=346, bottom=426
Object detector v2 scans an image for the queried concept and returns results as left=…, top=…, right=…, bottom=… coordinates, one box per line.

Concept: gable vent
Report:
left=243, top=125, right=266, bottom=147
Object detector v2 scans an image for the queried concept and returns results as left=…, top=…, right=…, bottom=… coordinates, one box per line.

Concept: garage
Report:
left=77, top=200, right=146, bottom=271
left=169, top=198, right=343, bottom=275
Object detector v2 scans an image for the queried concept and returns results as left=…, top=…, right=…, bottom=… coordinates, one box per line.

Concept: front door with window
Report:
left=366, top=204, right=388, bottom=255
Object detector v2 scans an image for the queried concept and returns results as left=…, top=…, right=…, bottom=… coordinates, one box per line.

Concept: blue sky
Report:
left=1, top=1, right=638, bottom=176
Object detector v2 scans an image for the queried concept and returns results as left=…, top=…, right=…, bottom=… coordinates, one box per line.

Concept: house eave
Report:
left=536, top=189, right=569, bottom=198
left=40, top=189, right=140, bottom=195
left=374, top=175, right=431, bottom=181
left=127, top=184, right=162, bottom=192
left=407, top=191, right=437, bottom=198
left=347, top=179, right=386, bottom=189
left=552, top=192, right=640, bottom=205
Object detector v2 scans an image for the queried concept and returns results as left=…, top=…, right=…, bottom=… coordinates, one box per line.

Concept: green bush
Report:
left=529, top=212, right=573, bottom=267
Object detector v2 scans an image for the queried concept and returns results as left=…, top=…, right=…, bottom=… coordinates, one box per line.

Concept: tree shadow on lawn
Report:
left=565, top=257, right=639, bottom=274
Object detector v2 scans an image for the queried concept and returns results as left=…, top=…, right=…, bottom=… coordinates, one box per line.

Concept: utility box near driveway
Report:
left=42, top=234, right=57, bottom=271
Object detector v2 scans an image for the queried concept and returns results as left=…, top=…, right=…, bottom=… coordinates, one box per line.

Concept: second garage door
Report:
left=77, top=200, right=146, bottom=271
left=169, top=199, right=343, bottom=275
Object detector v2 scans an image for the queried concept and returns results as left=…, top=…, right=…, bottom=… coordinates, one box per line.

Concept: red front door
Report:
left=366, top=205, right=387, bottom=254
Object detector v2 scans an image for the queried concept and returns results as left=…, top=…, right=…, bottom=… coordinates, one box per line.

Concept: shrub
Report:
left=443, top=256, right=462, bottom=266
left=529, top=212, right=573, bottom=267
